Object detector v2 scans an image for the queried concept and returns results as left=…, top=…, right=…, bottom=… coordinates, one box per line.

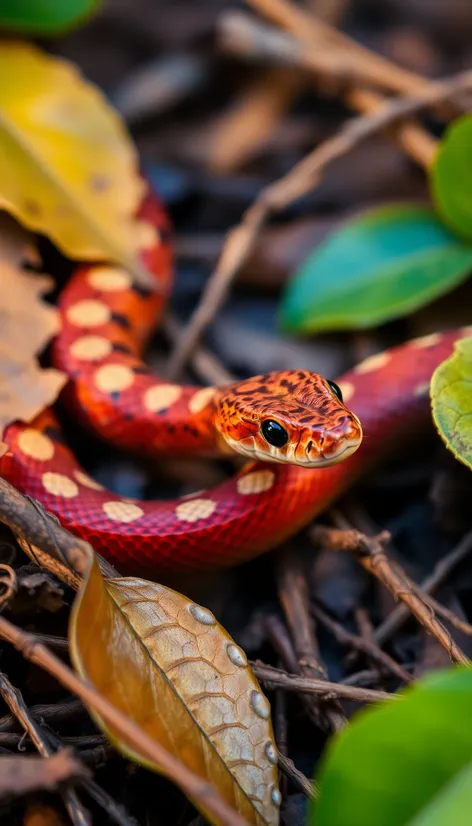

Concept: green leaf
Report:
left=278, top=204, right=472, bottom=334
left=0, top=0, right=100, bottom=34
left=410, top=762, right=472, bottom=826
left=312, top=666, right=472, bottom=826
left=430, top=115, right=472, bottom=241
left=430, top=336, right=472, bottom=470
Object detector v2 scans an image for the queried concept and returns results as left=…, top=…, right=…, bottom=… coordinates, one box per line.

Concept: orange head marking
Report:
left=215, top=370, right=362, bottom=467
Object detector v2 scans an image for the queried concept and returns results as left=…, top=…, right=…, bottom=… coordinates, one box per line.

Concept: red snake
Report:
left=0, top=187, right=468, bottom=577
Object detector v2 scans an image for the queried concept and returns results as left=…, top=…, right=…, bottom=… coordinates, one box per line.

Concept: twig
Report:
left=310, top=523, right=470, bottom=666
left=45, top=730, right=139, bottom=826
left=277, top=752, right=318, bottom=800
left=0, top=698, right=84, bottom=733
left=0, top=617, right=252, bottom=826
left=375, top=529, right=472, bottom=645
left=0, top=751, right=88, bottom=803
left=245, top=0, right=427, bottom=94
left=162, top=312, right=235, bottom=386
left=276, top=549, right=346, bottom=731
left=251, top=661, right=395, bottom=703
left=310, top=604, right=412, bottom=683
left=0, top=672, right=91, bottom=826
left=165, top=62, right=472, bottom=376
left=264, top=614, right=333, bottom=729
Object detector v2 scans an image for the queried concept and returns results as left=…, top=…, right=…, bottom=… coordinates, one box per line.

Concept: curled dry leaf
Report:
left=0, top=42, right=150, bottom=285
left=70, top=555, right=280, bottom=826
left=0, top=213, right=65, bottom=456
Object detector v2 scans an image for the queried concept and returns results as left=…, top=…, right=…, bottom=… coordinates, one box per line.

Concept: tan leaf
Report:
left=70, top=556, right=280, bottom=826
left=0, top=42, right=151, bottom=286
left=0, top=213, right=66, bottom=454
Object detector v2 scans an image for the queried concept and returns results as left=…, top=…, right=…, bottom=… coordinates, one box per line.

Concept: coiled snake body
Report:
left=0, top=188, right=468, bottom=576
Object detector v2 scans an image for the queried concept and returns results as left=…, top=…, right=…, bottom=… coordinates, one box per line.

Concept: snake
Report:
left=0, top=185, right=468, bottom=577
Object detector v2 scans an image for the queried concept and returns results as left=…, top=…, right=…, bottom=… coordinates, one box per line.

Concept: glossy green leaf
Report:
left=278, top=204, right=472, bottom=334
left=430, top=115, right=472, bottom=241
left=312, top=666, right=472, bottom=826
left=431, top=336, right=472, bottom=469
left=410, top=763, right=472, bottom=826
left=0, top=0, right=100, bottom=34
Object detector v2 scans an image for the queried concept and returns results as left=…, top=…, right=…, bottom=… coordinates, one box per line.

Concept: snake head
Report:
left=214, top=370, right=362, bottom=467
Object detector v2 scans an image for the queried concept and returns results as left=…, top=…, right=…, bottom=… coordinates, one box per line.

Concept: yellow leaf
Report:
left=70, top=555, right=280, bottom=826
left=0, top=42, right=149, bottom=284
left=0, top=213, right=65, bottom=454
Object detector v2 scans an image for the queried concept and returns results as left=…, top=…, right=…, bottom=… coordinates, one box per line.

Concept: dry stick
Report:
left=310, top=604, right=412, bottom=683
left=375, top=529, right=472, bottom=646
left=245, top=0, right=428, bottom=95
left=276, top=549, right=346, bottom=732
left=166, top=68, right=472, bottom=378
left=310, top=523, right=469, bottom=666
left=0, top=698, right=84, bottom=733
left=220, top=14, right=438, bottom=169
left=0, top=672, right=91, bottom=826
left=251, top=661, right=395, bottom=703
left=0, top=617, right=251, bottom=826
left=277, top=751, right=318, bottom=800
left=264, top=614, right=335, bottom=729
left=0, top=479, right=251, bottom=826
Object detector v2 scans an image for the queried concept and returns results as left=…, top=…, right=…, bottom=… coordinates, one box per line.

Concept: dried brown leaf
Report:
left=70, top=557, right=280, bottom=826
left=0, top=213, right=66, bottom=454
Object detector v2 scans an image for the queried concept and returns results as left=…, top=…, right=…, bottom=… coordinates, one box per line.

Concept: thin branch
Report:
left=310, top=522, right=470, bottom=666
left=375, top=529, right=472, bottom=645
left=251, top=661, right=396, bottom=703
left=277, top=751, right=318, bottom=800
left=0, top=617, right=252, bottom=826
left=165, top=63, right=472, bottom=376
left=310, top=604, right=412, bottom=683
left=0, top=672, right=91, bottom=826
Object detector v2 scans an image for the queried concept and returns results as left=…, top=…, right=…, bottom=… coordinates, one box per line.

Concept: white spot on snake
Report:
left=251, top=690, right=270, bottom=719
left=188, top=603, right=216, bottom=625
left=94, top=364, right=134, bottom=393
left=70, top=335, right=112, bottom=361
left=87, top=266, right=131, bottom=291
left=143, top=384, right=182, bottom=413
left=103, top=501, right=144, bottom=523
left=18, top=430, right=54, bottom=461
left=237, top=470, right=275, bottom=496
left=73, top=469, right=105, bottom=490
left=66, top=300, right=110, bottom=327
left=410, top=332, right=442, bottom=348
left=414, top=382, right=430, bottom=397
left=188, top=387, right=216, bottom=414
left=175, top=498, right=216, bottom=522
left=136, top=220, right=161, bottom=249
left=336, top=380, right=355, bottom=403
left=271, top=787, right=282, bottom=807
left=265, top=742, right=277, bottom=764
left=42, top=472, right=78, bottom=498
left=226, top=643, right=248, bottom=667
left=354, top=352, right=391, bottom=374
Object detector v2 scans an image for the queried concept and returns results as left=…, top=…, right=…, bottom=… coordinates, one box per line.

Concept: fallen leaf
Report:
left=70, top=555, right=280, bottom=826
left=0, top=42, right=149, bottom=284
left=0, top=213, right=65, bottom=454
left=0, top=749, right=88, bottom=801
left=430, top=336, right=472, bottom=470
left=278, top=204, right=472, bottom=334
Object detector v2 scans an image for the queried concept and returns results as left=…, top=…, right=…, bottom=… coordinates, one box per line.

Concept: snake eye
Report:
left=261, top=419, right=288, bottom=448
left=328, top=380, right=343, bottom=403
